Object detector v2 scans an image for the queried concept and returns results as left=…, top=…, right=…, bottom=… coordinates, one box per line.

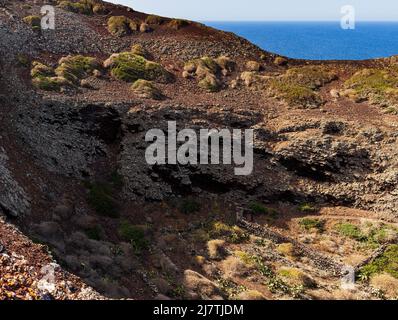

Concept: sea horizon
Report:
left=203, top=21, right=398, bottom=60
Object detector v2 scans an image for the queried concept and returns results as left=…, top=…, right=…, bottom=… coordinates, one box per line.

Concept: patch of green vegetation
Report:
left=85, top=225, right=103, bottom=240
left=118, top=221, right=149, bottom=254
left=179, top=199, right=201, bottom=214
left=145, top=14, right=165, bottom=25
left=268, top=66, right=337, bottom=108
left=32, top=76, right=64, bottom=91
left=217, top=278, right=246, bottom=299
left=107, top=52, right=171, bottom=83
left=298, top=203, right=317, bottom=213
left=55, top=55, right=99, bottom=85
left=343, top=68, right=398, bottom=106
left=359, top=244, right=398, bottom=280
left=209, top=222, right=249, bottom=244
left=336, top=222, right=366, bottom=241
left=237, top=253, right=303, bottom=297
left=57, top=0, right=103, bottom=15
left=198, top=74, right=220, bottom=92
left=86, top=182, right=119, bottom=218
left=131, top=44, right=148, bottom=57
left=107, top=15, right=137, bottom=36
left=299, top=218, right=325, bottom=232
left=31, top=61, right=55, bottom=78
left=336, top=222, right=398, bottom=249
left=249, top=202, right=279, bottom=218
left=23, top=15, right=41, bottom=30
left=131, top=79, right=163, bottom=100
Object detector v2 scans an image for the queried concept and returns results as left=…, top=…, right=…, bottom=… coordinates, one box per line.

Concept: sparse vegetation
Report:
left=105, top=52, right=172, bottom=83
left=131, top=44, right=149, bottom=58
left=298, top=203, right=317, bottom=213
left=276, top=242, right=298, bottom=259
left=22, top=15, right=41, bottom=31
left=55, top=55, right=100, bottom=85
left=57, top=0, right=107, bottom=15
left=209, top=222, right=249, bottom=244
left=118, top=221, right=149, bottom=253
left=277, top=267, right=316, bottom=288
left=207, top=239, right=226, bottom=260
left=359, top=244, right=398, bottom=280
left=107, top=16, right=138, bottom=36
left=235, top=290, right=266, bottom=300
left=168, top=19, right=190, bottom=30
left=249, top=202, right=278, bottom=217
left=179, top=199, right=201, bottom=214
left=86, top=182, right=119, bottom=218
left=145, top=15, right=165, bottom=25
left=299, top=218, right=325, bottom=232
left=370, top=273, right=398, bottom=298
left=342, top=67, right=398, bottom=106
left=267, top=66, right=337, bottom=108
left=131, top=79, right=163, bottom=100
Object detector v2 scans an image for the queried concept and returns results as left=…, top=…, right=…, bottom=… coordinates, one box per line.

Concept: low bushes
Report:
left=118, top=221, right=149, bottom=253
left=57, top=0, right=108, bottom=15
left=267, top=65, right=337, bottom=108
left=359, top=244, right=398, bottom=280
left=131, top=79, right=163, bottom=100
left=183, top=56, right=236, bottom=92
left=23, top=15, right=41, bottom=31
left=299, top=218, right=325, bottom=232
left=341, top=67, right=398, bottom=107
left=31, top=55, right=100, bottom=91
left=55, top=55, right=100, bottom=84
left=86, top=182, right=119, bottom=218
left=104, top=52, right=172, bottom=83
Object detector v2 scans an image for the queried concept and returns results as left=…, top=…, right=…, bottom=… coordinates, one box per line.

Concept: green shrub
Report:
left=131, top=44, right=148, bottom=57
left=168, top=19, right=190, bottom=30
left=180, top=199, right=201, bottom=214
left=249, top=202, right=278, bottom=217
left=198, top=74, right=220, bottom=92
left=131, top=79, right=163, bottom=100
left=106, top=52, right=172, bottom=83
left=86, top=182, right=119, bottom=218
left=299, top=218, right=325, bottom=232
left=118, top=221, right=149, bottom=253
left=23, top=15, right=41, bottom=30
left=107, top=16, right=136, bottom=36
left=343, top=68, right=398, bottom=106
left=32, top=76, right=65, bottom=91
left=145, top=15, right=165, bottom=25
left=267, top=66, right=337, bottom=108
left=298, top=203, right=317, bottom=213
left=55, top=55, right=100, bottom=84
left=336, top=222, right=366, bottom=241
left=209, top=222, right=249, bottom=244
left=57, top=0, right=99, bottom=15
left=359, top=244, right=398, bottom=280
left=31, top=61, right=55, bottom=78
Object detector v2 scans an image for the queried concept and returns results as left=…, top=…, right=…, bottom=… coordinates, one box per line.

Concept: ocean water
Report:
left=204, top=21, right=398, bottom=60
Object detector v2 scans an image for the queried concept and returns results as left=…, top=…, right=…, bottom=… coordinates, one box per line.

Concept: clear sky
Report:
left=108, top=0, right=398, bottom=21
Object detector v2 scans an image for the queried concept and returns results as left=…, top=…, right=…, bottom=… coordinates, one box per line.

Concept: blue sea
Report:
left=204, top=21, right=398, bottom=60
